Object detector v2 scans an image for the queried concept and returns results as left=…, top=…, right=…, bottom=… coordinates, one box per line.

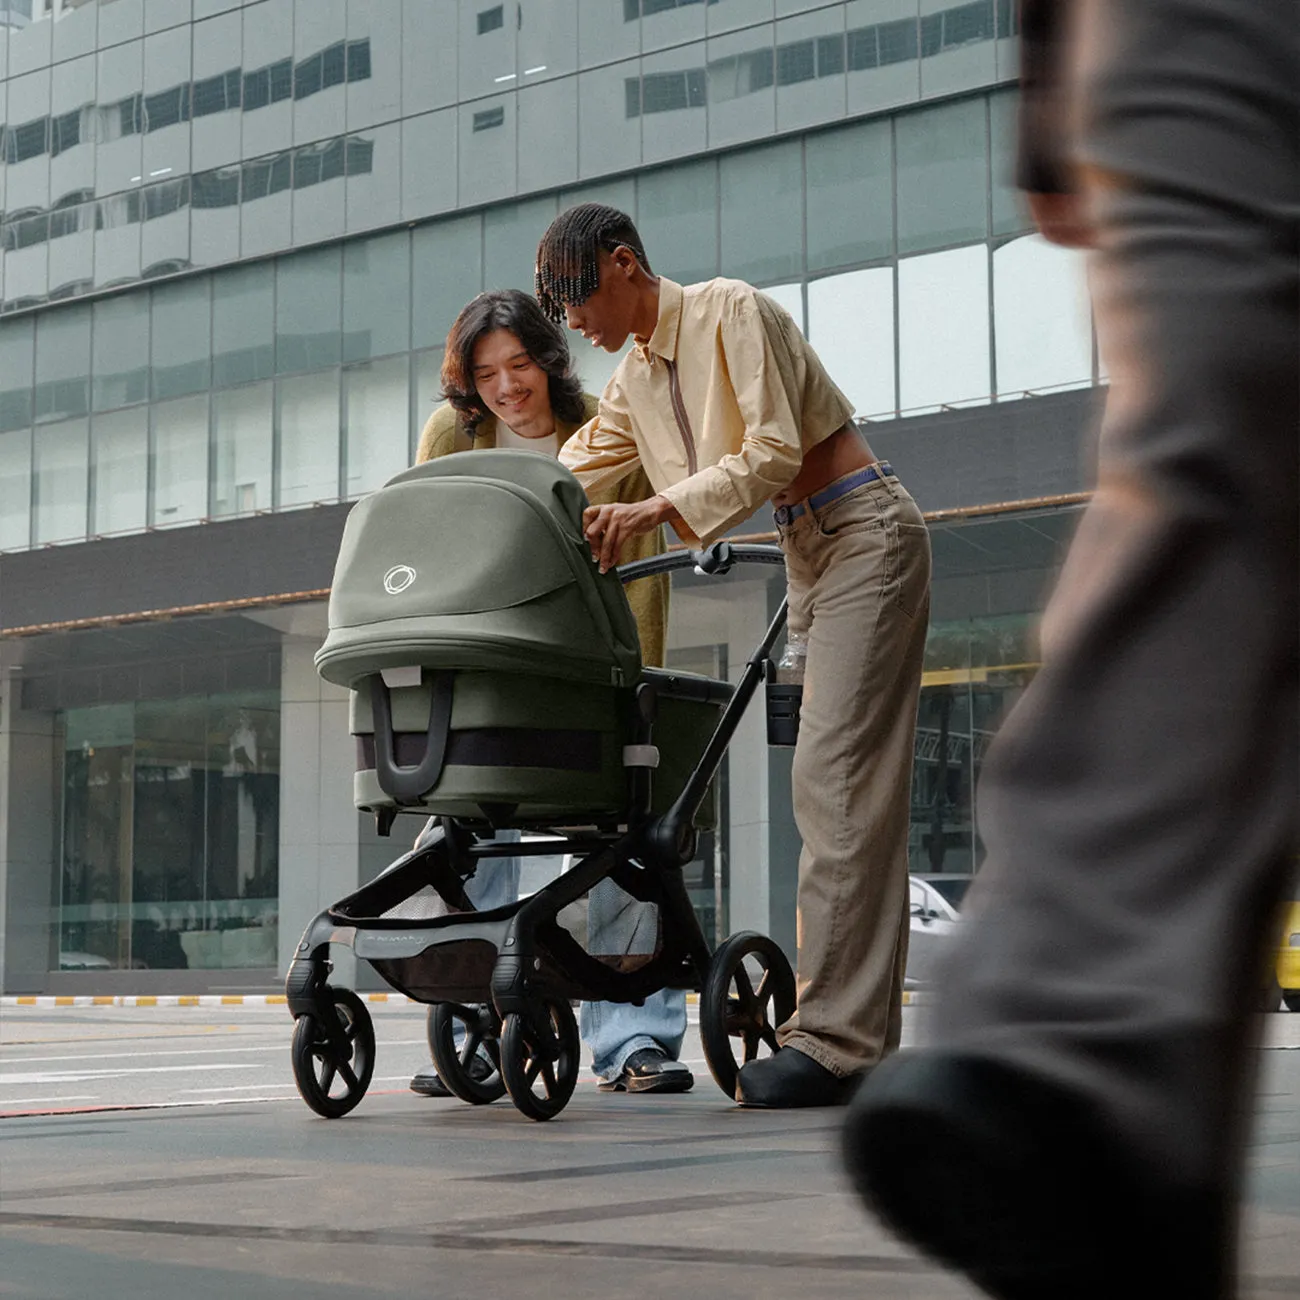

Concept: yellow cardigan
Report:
left=415, top=394, right=669, bottom=668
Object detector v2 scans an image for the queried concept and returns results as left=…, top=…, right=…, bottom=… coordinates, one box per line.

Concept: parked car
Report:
left=905, top=875, right=961, bottom=990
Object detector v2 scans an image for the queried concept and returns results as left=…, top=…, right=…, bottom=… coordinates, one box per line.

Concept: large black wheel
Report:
left=291, top=987, right=375, bottom=1118
left=701, top=931, right=796, bottom=1099
left=1284, top=990, right=1300, bottom=1014
left=428, top=1002, right=507, bottom=1104
left=499, top=998, right=580, bottom=1121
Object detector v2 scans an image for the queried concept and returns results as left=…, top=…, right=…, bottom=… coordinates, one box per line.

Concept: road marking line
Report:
left=1, top=1064, right=257, bottom=1084
left=0, top=1039, right=430, bottom=1066
left=0, top=1095, right=97, bottom=1105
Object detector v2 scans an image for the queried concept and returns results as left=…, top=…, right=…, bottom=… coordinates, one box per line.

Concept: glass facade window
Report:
left=213, top=264, right=275, bottom=388
left=91, top=407, right=149, bottom=537
left=805, top=116, right=893, bottom=271
left=32, top=415, right=89, bottom=544
left=637, top=157, right=719, bottom=287
left=151, top=393, right=210, bottom=527
left=0, top=428, right=32, bottom=551
left=808, top=266, right=896, bottom=418
left=993, top=235, right=1093, bottom=396
left=59, top=691, right=280, bottom=973
left=277, top=369, right=341, bottom=508
left=151, top=277, right=213, bottom=400
left=34, top=304, right=91, bottom=424
left=344, top=355, right=411, bottom=498
left=720, top=139, right=802, bottom=284
left=92, top=296, right=150, bottom=411
left=0, top=318, right=35, bottom=434
left=276, top=247, right=342, bottom=374
left=898, top=243, right=990, bottom=411
left=342, top=232, right=412, bottom=363
left=213, top=382, right=274, bottom=517
left=412, top=216, right=483, bottom=351
left=895, top=95, right=988, bottom=254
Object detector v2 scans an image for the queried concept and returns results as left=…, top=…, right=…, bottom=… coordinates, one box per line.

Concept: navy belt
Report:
left=773, top=462, right=895, bottom=526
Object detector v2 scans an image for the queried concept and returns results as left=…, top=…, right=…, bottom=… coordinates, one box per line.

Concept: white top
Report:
left=493, top=423, right=559, bottom=460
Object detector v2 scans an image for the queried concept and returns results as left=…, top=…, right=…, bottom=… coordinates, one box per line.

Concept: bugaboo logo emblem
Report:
left=383, top=565, right=417, bottom=595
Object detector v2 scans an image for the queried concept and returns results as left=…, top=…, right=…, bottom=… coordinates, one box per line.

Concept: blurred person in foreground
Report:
left=842, top=1, right=1299, bottom=1297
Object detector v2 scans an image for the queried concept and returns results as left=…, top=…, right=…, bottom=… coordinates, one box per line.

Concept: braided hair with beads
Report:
left=535, top=204, right=653, bottom=323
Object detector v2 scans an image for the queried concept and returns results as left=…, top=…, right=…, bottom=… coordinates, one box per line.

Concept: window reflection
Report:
left=898, top=244, right=990, bottom=411
left=34, top=305, right=91, bottom=425
left=213, top=265, right=275, bottom=388
left=0, top=319, right=36, bottom=434
left=151, top=278, right=212, bottom=400
left=213, top=382, right=273, bottom=517
left=808, top=266, right=896, bottom=419
left=91, top=408, right=148, bottom=536
left=151, top=394, right=210, bottom=527
left=276, top=248, right=342, bottom=374
left=806, top=117, right=893, bottom=271
left=343, top=233, right=411, bottom=362
left=720, top=139, right=801, bottom=284
left=344, top=355, right=410, bottom=497
left=635, top=158, right=719, bottom=286
left=993, top=235, right=1092, bottom=396
left=0, top=429, right=32, bottom=551
left=60, top=691, right=281, bottom=972
left=895, top=95, right=988, bottom=254
left=33, top=416, right=89, bottom=545
left=277, top=370, right=340, bottom=507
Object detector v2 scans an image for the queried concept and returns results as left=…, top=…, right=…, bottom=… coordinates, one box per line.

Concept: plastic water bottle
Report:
left=766, top=631, right=806, bottom=746
left=775, top=631, right=807, bottom=685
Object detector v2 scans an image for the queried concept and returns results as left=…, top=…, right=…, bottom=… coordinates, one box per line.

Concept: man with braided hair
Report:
left=537, top=204, right=932, bottom=1108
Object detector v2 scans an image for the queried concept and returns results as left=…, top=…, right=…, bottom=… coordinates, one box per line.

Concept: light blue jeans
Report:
left=429, top=824, right=687, bottom=1080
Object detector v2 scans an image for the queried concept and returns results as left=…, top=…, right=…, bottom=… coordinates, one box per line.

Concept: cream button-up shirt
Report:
left=559, top=276, right=855, bottom=547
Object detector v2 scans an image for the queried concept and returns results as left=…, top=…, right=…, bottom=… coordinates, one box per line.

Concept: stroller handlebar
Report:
left=616, top=540, right=784, bottom=585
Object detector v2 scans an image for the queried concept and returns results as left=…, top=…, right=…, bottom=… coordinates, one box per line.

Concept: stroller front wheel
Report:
left=291, top=987, right=375, bottom=1118
left=700, top=931, right=796, bottom=1099
left=428, top=1002, right=507, bottom=1104
left=500, top=998, right=580, bottom=1121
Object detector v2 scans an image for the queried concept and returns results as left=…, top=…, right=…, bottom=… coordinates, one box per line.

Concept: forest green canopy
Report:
left=315, top=450, right=643, bottom=689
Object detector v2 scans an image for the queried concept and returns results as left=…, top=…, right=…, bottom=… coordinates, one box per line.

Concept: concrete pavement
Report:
left=2, top=1002, right=1300, bottom=1298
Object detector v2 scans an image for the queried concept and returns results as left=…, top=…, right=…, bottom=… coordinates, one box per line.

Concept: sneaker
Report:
left=409, top=1053, right=494, bottom=1098
left=598, top=1046, right=694, bottom=1094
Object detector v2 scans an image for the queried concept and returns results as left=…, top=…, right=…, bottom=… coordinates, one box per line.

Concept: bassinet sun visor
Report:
left=314, top=451, right=643, bottom=691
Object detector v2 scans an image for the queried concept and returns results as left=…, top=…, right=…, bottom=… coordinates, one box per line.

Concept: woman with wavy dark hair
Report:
left=409, top=288, right=690, bottom=1102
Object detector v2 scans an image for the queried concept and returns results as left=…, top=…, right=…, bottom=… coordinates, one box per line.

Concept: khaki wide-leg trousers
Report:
left=776, top=472, right=931, bottom=1077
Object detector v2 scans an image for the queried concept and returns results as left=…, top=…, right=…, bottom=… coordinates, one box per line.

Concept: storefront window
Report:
left=59, top=690, right=280, bottom=972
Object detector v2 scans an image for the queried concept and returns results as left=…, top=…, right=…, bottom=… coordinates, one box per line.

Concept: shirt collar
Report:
left=636, top=277, right=682, bottom=364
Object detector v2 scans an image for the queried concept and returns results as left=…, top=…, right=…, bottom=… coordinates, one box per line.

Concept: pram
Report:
left=286, top=450, right=796, bottom=1120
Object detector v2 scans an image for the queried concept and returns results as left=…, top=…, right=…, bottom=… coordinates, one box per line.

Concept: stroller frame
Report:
left=287, top=542, right=797, bottom=1120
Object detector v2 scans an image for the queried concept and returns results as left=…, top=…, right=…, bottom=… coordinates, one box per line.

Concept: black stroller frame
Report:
left=287, top=541, right=797, bottom=1121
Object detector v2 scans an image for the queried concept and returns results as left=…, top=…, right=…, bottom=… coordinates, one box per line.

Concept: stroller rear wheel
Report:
left=291, top=987, right=376, bottom=1118
left=428, top=1002, right=507, bottom=1104
left=500, top=997, right=580, bottom=1121
left=700, top=931, right=796, bottom=1099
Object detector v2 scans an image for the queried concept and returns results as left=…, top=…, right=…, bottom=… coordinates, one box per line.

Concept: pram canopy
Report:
left=315, top=450, right=642, bottom=690
left=313, top=451, right=726, bottom=826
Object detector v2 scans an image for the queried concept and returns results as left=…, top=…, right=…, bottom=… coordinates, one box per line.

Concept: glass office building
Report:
left=0, top=0, right=1099, bottom=992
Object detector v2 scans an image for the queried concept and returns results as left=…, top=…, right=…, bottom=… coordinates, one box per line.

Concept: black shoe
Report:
left=598, top=1047, right=694, bottom=1094
left=409, top=1064, right=451, bottom=1097
left=840, top=1050, right=1230, bottom=1300
left=735, top=1047, right=859, bottom=1108
left=409, top=1053, right=494, bottom=1098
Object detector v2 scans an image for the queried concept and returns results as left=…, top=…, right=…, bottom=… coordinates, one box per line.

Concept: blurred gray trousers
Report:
left=935, top=0, right=1299, bottom=1251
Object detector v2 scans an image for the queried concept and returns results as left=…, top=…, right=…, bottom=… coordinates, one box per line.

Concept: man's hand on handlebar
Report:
left=582, top=495, right=680, bottom=573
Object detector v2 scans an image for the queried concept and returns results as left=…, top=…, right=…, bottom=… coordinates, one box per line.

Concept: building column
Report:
left=277, top=636, right=362, bottom=986
left=0, top=661, right=58, bottom=994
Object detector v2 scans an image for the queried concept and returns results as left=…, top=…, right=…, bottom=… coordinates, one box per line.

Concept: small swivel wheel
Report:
left=700, top=931, right=796, bottom=1099
left=500, top=997, right=580, bottom=1121
left=428, top=1002, right=507, bottom=1104
left=291, top=987, right=376, bottom=1118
